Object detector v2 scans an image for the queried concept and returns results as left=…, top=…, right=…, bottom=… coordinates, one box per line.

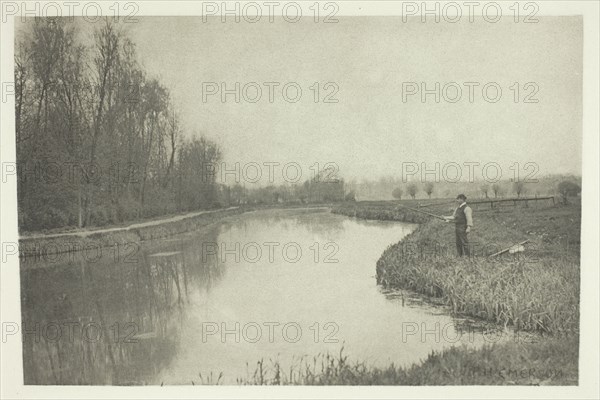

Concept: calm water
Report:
left=20, top=209, right=493, bottom=385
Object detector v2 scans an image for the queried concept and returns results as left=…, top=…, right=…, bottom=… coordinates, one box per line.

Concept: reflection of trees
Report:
left=291, top=211, right=345, bottom=236
left=225, top=209, right=345, bottom=237
left=20, top=226, right=221, bottom=385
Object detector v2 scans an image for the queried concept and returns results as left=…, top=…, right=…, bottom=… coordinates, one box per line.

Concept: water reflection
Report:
left=21, top=225, right=223, bottom=385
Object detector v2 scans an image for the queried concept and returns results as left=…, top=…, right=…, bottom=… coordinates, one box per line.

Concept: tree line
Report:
left=344, top=175, right=581, bottom=202
left=223, top=174, right=348, bottom=206
left=15, top=19, right=223, bottom=231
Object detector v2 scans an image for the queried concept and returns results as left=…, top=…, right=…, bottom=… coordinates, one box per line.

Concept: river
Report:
left=20, top=208, right=495, bottom=385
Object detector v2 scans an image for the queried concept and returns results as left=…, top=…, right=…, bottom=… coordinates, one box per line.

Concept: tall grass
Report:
left=237, top=339, right=577, bottom=385
left=378, top=251, right=579, bottom=334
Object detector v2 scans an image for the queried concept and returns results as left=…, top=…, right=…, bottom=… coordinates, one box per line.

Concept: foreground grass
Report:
left=238, top=338, right=577, bottom=385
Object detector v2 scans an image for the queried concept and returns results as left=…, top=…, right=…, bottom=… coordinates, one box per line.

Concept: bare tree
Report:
left=163, top=107, right=179, bottom=187
left=491, top=183, right=501, bottom=198
left=480, top=184, right=490, bottom=199
left=513, top=181, right=526, bottom=198
left=407, top=183, right=418, bottom=199
left=424, top=182, right=434, bottom=199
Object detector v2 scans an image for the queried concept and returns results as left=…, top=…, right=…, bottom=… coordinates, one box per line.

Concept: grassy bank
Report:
left=335, top=200, right=580, bottom=335
left=238, top=338, right=577, bottom=385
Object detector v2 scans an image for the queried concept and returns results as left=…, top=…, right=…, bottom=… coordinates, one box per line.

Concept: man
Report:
left=444, top=194, right=473, bottom=257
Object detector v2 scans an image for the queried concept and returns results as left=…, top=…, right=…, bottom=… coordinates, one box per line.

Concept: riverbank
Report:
left=18, top=204, right=334, bottom=259
left=18, top=207, right=243, bottom=259
left=324, top=199, right=580, bottom=385
left=345, top=200, right=581, bottom=335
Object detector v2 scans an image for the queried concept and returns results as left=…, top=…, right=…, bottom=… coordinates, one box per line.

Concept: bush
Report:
left=557, top=181, right=581, bottom=204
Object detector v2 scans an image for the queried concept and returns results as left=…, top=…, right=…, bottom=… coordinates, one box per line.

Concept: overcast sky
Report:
left=93, top=17, right=585, bottom=181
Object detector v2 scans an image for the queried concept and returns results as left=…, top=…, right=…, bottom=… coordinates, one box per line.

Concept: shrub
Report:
left=557, top=181, right=581, bottom=204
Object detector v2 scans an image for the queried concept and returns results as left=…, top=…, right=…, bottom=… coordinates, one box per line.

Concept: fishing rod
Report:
left=396, top=205, right=447, bottom=221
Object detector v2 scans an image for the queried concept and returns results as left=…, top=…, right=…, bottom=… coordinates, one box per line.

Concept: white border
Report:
left=1, top=1, right=598, bottom=399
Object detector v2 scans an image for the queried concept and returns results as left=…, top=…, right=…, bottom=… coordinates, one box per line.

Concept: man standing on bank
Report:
left=444, top=194, right=474, bottom=257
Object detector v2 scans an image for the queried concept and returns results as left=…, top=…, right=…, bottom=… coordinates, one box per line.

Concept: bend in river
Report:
left=21, top=209, right=499, bottom=385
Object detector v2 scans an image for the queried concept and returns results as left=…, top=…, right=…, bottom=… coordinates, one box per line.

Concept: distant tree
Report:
left=178, top=137, right=222, bottom=210
left=272, top=191, right=281, bottom=203
left=480, top=184, right=490, bottom=199
left=392, top=187, right=403, bottom=200
left=557, top=181, right=581, bottom=204
left=407, top=183, right=418, bottom=199
left=424, top=182, right=434, bottom=199
left=513, top=181, right=526, bottom=198
left=231, top=184, right=245, bottom=205
left=345, top=191, right=356, bottom=202
left=491, top=183, right=501, bottom=198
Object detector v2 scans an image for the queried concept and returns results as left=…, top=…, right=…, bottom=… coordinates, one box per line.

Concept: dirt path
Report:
left=20, top=207, right=240, bottom=240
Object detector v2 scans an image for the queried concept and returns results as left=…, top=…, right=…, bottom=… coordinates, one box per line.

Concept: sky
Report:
left=43, top=16, right=588, bottom=182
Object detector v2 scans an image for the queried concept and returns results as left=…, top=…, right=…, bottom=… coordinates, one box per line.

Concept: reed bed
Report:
left=377, top=251, right=579, bottom=334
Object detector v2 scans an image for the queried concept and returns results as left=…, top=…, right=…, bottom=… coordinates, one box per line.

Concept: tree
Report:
left=16, top=19, right=91, bottom=229
left=230, top=184, right=245, bottom=205
left=163, top=108, right=179, bottom=187
left=177, top=137, right=222, bottom=210
left=513, top=181, right=526, bottom=198
left=491, top=183, right=501, bottom=198
left=557, top=181, right=581, bottom=204
left=480, top=184, right=490, bottom=199
left=407, top=183, right=418, bottom=199
left=85, top=20, right=121, bottom=225
left=424, top=182, right=434, bottom=199
left=392, top=187, right=403, bottom=200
